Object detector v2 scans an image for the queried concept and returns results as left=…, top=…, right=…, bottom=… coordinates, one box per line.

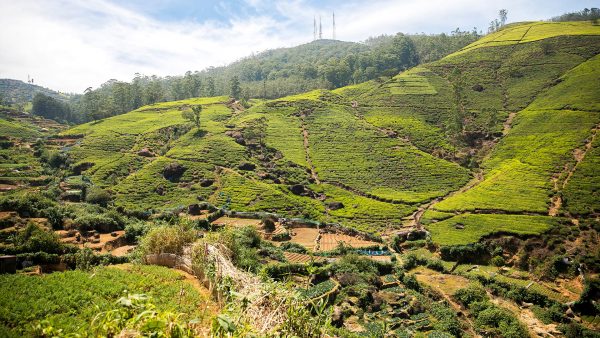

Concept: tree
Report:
left=206, top=77, right=216, bottom=97
left=32, top=92, right=73, bottom=122
left=182, top=105, right=202, bottom=130
left=230, top=76, right=241, bottom=100
left=499, top=9, right=508, bottom=26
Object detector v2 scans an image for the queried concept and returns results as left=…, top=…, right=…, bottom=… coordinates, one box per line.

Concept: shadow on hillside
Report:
left=193, top=129, right=207, bottom=138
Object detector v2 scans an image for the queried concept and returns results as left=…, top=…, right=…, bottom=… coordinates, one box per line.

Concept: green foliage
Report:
left=8, top=223, right=64, bottom=254
left=124, top=220, right=154, bottom=242
left=279, top=241, right=308, bottom=254
left=138, top=223, right=197, bottom=256
left=453, top=285, right=488, bottom=307
left=181, top=105, right=202, bottom=129
left=428, top=214, right=558, bottom=245
left=85, top=186, right=112, bottom=207
left=300, top=279, right=336, bottom=299
left=88, top=293, right=202, bottom=337
left=0, top=265, right=207, bottom=337
left=32, top=92, right=74, bottom=123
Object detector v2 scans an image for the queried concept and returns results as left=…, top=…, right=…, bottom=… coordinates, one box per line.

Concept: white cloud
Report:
left=0, top=0, right=595, bottom=93
left=0, top=0, right=306, bottom=92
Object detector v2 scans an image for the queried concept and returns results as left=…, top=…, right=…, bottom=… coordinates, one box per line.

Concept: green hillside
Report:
left=61, top=21, right=600, bottom=240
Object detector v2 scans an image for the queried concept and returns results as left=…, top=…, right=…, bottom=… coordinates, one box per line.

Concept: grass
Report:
left=0, top=264, right=211, bottom=337
left=0, top=119, right=41, bottom=139
left=563, top=136, right=600, bottom=215
left=305, top=104, right=470, bottom=203
left=448, top=21, right=600, bottom=57
left=528, top=54, right=600, bottom=112
left=386, top=67, right=437, bottom=95
left=310, top=183, right=415, bottom=233
left=435, top=109, right=599, bottom=213
left=426, top=213, right=560, bottom=246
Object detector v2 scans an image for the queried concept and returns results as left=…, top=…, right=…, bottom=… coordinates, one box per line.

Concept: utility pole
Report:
left=319, top=15, right=322, bottom=40
left=332, top=12, right=336, bottom=40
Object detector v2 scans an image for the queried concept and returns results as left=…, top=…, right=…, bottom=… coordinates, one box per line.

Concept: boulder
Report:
left=225, top=130, right=245, bottom=145
left=472, top=84, right=485, bottom=92
left=188, top=204, right=202, bottom=215
left=327, top=201, right=345, bottom=210
left=331, top=306, right=344, bottom=327
left=238, top=162, right=256, bottom=171
left=137, top=148, right=155, bottom=157
left=199, top=179, right=214, bottom=187
left=163, top=162, right=186, bottom=181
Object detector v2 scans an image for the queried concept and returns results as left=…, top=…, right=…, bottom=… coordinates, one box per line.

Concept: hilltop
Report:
left=0, top=79, right=71, bottom=104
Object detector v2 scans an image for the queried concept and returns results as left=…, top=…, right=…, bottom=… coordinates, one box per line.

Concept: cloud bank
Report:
left=0, top=0, right=594, bottom=92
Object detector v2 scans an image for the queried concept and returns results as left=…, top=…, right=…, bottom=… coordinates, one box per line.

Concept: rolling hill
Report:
left=60, top=21, right=600, bottom=243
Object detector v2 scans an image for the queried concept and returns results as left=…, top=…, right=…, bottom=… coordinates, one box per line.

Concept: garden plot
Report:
left=413, top=266, right=471, bottom=295
left=288, top=227, right=320, bottom=251
left=283, top=252, right=325, bottom=264
left=212, top=217, right=262, bottom=228
left=318, top=233, right=381, bottom=252
left=57, top=230, right=126, bottom=253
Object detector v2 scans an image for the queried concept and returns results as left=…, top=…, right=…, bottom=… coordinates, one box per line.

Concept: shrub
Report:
left=12, top=223, right=63, bottom=254
left=138, top=223, right=197, bottom=256
left=426, top=259, right=446, bottom=272
left=74, top=214, right=120, bottom=233
left=0, top=193, right=56, bottom=218
left=124, top=221, right=153, bottom=242
left=261, top=217, right=276, bottom=232
left=279, top=242, right=307, bottom=254
left=573, top=277, right=600, bottom=316
left=474, top=306, right=528, bottom=338
left=453, top=285, right=488, bottom=307
left=85, top=187, right=112, bottom=207
left=440, top=243, right=489, bottom=263
left=402, top=273, right=421, bottom=291
left=491, top=255, right=505, bottom=267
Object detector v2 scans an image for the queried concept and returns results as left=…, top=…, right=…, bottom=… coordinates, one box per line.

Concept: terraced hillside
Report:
left=60, top=21, right=600, bottom=241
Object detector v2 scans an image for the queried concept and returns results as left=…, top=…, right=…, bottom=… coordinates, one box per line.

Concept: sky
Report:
left=0, top=0, right=596, bottom=93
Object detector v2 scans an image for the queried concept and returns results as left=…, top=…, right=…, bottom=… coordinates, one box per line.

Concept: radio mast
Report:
left=332, top=12, right=336, bottom=40
left=319, top=16, right=322, bottom=39
left=313, top=16, right=317, bottom=40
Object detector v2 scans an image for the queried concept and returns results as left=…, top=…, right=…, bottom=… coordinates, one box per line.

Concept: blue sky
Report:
left=0, top=0, right=596, bottom=92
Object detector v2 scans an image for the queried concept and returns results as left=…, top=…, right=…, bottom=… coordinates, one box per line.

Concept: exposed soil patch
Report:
left=503, top=112, right=517, bottom=135
left=490, top=294, right=561, bottom=337
left=549, top=123, right=599, bottom=216
left=318, top=233, right=380, bottom=251
left=289, top=227, right=320, bottom=251
left=58, top=230, right=126, bottom=253
left=283, top=252, right=326, bottom=264
left=299, top=112, right=320, bottom=184
left=111, top=245, right=136, bottom=257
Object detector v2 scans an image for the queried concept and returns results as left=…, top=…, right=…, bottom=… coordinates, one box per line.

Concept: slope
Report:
left=62, top=21, right=600, bottom=239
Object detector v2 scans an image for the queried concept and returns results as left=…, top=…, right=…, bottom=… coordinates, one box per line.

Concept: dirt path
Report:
left=549, top=123, right=599, bottom=216
left=414, top=171, right=484, bottom=228
left=490, top=294, right=561, bottom=337
left=299, top=112, right=320, bottom=184
left=503, top=112, right=517, bottom=135
left=413, top=268, right=478, bottom=336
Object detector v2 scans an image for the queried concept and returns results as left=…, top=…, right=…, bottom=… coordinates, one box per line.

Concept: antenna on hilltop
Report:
left=332, top=12, right=336, bottom=40
left=313, top=16, right=317, bottom=41
left=319, top=15, right=322, bottom=39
